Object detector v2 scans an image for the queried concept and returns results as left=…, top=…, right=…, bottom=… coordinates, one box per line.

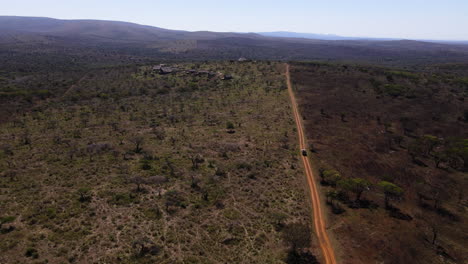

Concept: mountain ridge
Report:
left=1, top=16, right=468, bottom=68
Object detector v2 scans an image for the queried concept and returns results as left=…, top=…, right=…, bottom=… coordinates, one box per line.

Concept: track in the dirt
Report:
left=286, top=64, right=337, bottom=264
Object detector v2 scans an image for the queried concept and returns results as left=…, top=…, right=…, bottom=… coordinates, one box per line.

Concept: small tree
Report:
left=152, top=127, right=166, bottom=140
left=129, top=136, right=144, bottom=153
left=130, top=176, right=146, bottom=192
left=378, top=181, right=403, bottom=209
left=86, top=143, right=112, bottom=162
left=321, top=169, right=342, bottom=186
left=147, top=176, right=167, bottom=196
left=0, top=216, right=15, bottom=230
left=339, top=178, right=371, bottom=202
left=132, top=237, right=160, bottom=258
left=433, top=151, right=449, bottom=168
left=226, top=121, right=235, bottom=131
left=190, top=154, right=205, bottom=170
left=77, top=187, right=91, bottom=202
left=325, top=190, right=344, bottom=214
left=420, top=135, right=440, bottom=155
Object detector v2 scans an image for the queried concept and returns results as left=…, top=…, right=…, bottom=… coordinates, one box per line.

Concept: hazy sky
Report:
left=1, top=0, right=467, bottom=40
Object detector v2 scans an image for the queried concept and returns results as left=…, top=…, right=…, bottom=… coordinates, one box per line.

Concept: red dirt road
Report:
left=286, top=64, right=338, bottom=264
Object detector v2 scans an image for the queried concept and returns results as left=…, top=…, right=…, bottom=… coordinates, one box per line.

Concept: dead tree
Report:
left=129, top=136, right=144, bottom=153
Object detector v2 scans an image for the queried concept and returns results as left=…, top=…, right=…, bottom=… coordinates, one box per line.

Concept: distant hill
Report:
left=258, top=31, right=397, bottom=41
left=0, top=16, right=262, bottom=43
left=1, top=16, right=468, bottom=70
left=259, top=31, right=468, bottom=44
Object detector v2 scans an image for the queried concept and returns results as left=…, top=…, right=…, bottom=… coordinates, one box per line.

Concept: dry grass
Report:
left=0, top=62, right=315, bottom=263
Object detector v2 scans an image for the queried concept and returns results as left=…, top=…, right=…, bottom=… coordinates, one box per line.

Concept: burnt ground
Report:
left=290, top=61, right=467, bottom=264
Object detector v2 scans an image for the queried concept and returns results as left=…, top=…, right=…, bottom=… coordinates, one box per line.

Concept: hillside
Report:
left=2, top=16, right=468, bottom=72
left=0, top=16, right=261, bottom=42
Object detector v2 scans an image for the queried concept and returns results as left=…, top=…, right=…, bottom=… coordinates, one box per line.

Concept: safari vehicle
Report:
left=301, top=149, right=307, bottom=156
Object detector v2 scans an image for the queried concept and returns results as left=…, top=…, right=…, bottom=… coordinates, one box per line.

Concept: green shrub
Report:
left=383, top=84, right=407, bottom=97
left=320, top=169, right=342, bottom=186
left=338, top=178, right=371, bottom=201
left=386, top=71, right=419, bottom=80
left=226, top=121, right=235, bottom=130
left=378, top=181, right=403, bottom=208
left=0, top=216, right=15, bottom=225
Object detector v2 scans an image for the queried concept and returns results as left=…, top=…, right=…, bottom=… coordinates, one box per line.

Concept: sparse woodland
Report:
left=0, top=62, right=317, bottom=263
left=0, top=48, right=467, bottom=264
left=291, top=62, right=467, bottom=264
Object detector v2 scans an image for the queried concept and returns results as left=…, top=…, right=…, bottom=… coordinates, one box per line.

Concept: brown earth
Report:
left=290, top=61, right=467, bottom=264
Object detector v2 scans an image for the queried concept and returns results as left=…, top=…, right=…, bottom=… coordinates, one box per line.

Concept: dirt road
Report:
left=286, top=64, right=337, bottom=264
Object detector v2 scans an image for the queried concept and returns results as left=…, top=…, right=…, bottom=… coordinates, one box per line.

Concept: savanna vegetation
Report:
left=290, top=61, right=467, bottom=264
left=0, top=61, right=319, bottom=263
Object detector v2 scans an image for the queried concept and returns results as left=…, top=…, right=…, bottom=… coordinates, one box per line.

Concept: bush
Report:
left=320, top=169, right=342, bottom=186
left=25, top=248, right=39, bottom=259
left=0, top=216, right=15, bottom=226
left=226, top=121, right=235, bottom=130
left=140, top=159, right=152, bottom=170
left=383, top=84, right=407, bottom=97
left=386, top=71, right=419, bottom=80
left=286, top=250, right=319, bottom=264
left=378, top=181, right=403, bottom=208
left=338, top=177, right=371, bottom=202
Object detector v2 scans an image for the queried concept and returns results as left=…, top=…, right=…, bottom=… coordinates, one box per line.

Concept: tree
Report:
left=132, top=237, right=161, bottom=257
left=129, top=176, right=146, bottom=192
left=152, top=127, right=166, bottom=140
left=416, top=178, right=449, bottom=211
left=25, top=247, right=39, bottom=259
left=189, top=154, right=204, bottom=170
left=325, top=190, right=345, bottom=214
left=147, top=176, right=167, bottom=196
left=420, top=135, right=440, bottom=155
left=408, top=135, right=441, bottom=162
left=326, top=190, right=339, bottom=205
left=0, top=216, right=15, bottom=230
left=129, top=135, right=144, bottom=153
left=77, top=187, right=91, bottom=202
left=339, top=178, right=371, bottom=202
left=86, top=143, right=112, bottom=162
left=286, top=250, right=319, bottom=264
left=320, top=169, right=342, bottom=186
left=433, top=151, right=449, bottom=169
left=408, top=142, right=423, bottom=162
left=226, top=121, right=235, bottom=130
left=378, top=181, right=403, bottom=208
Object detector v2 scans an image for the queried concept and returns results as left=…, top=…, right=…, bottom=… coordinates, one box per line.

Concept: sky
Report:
left=1, top=0, right=467, bottom=40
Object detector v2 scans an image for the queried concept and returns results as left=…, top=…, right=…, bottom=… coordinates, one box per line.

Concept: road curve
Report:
left=285, top=64, right=338, bottom=264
